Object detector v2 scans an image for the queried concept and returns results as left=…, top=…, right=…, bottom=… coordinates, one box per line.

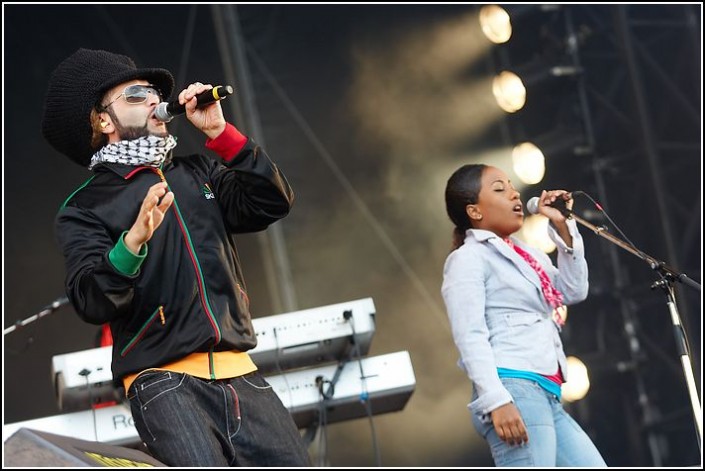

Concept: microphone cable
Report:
left=579, top=191, right=644, bottom=258
left=580, top=192, right=696, bottom=367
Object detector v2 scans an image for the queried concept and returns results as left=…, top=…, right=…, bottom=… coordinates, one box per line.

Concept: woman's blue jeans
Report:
left=472, top=377, right=607, bottom=467
left=128, top=370, right=310, bottom=467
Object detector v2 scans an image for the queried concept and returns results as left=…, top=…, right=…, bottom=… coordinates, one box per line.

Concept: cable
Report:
left=579, top=192, right=695, bottom=321
left=579, top=191, right=645, bottom=258
left=344, top=310, right=382, bottom=466
left=579, top=191, right=696, bottom=361
left=313, top=354, right=349, bottom=466
left=272, top=327, right=294, bottom=409
left=79, top=368, right=98, bottom=441
left=315, top=375, right=332, bottom=467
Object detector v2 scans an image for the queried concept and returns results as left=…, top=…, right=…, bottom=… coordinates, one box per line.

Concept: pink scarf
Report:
left=504, top=238, right=565, bottom=326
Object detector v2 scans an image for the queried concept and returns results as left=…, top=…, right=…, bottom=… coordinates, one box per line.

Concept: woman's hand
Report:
left=537, top=189, right=574, bottom=248
left=490, top=402, right=529, bottom=446
left=536, top=189, right=572, bottom=223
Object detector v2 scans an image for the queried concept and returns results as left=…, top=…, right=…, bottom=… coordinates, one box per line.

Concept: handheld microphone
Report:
left=526, top=191, right=582, bottom=215
left=154, top=85, right=234, bottom=122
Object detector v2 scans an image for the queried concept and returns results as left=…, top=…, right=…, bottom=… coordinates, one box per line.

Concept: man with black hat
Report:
left=43, top=48, right=310, bottom=467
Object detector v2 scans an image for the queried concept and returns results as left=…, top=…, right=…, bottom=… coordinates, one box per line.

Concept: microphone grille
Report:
left=154, top=102, right=173, bottom=123
left=218, top=85, right=234, bottom=98
left=526, top=197, right=540, bottom=215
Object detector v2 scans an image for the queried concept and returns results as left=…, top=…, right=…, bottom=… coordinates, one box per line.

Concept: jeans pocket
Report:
left=500, top=377, right=542, bottom=400
left=240, top=372, right=273, bottom=392
left=129, top=372, right=187, bottom=444
left=133, top=370, right=186, bottom=407
left=471, top=408, right=493, bottom=439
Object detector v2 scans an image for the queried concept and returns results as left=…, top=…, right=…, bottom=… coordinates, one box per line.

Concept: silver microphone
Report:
left=526, top=192, right=582, bottom=215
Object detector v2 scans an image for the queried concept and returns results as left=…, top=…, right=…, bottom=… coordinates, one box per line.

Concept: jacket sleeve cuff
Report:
left=469, top=388, right=514, bottom=417
left=108, top=231, right=148, bottom=276
left=205, top=123, right=248, bottom=161
left=548, top=218, right=583, bottom=255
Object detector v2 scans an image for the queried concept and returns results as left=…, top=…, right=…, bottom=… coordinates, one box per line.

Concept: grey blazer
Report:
left=442, top=219, right=588, bottom=417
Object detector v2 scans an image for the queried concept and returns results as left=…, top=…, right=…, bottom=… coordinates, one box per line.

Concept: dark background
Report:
left=3, top=4, right=701, bottom=467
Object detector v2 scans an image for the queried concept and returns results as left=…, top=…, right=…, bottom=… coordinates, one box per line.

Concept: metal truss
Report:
left=491, top=4, right=701, bottom=466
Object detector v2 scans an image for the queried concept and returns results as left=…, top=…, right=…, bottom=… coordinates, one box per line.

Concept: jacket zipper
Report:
left=152, top=168, right=222, bottom=345
left=120, top=305, right=165, bottom=357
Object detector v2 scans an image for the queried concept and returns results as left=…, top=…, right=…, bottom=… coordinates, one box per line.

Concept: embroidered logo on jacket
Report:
left=202, top=183, right=215, bottom=200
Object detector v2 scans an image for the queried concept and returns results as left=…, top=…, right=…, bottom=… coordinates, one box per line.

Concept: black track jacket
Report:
left=56, top=137, right=293, bottom=381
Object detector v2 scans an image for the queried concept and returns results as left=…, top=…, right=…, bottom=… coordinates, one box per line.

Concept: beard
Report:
left=107, top=109, right=169, bottom=140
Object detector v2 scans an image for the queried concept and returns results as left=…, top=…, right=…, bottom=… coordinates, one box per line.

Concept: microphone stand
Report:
left=3, top=296, right=70, bottom=336
left=559, top=207, right=702, bottom=452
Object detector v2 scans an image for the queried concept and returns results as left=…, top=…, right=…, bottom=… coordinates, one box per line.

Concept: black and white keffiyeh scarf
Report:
left=89, top=135, right=178, bottom=170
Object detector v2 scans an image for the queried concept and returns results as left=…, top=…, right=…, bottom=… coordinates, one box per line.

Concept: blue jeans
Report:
left=128, top=370, right=310, bottom=467
left=471, top=378, right=607, bottom=467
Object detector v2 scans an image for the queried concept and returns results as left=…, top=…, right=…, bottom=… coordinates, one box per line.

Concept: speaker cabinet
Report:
left=4, top=428, right=166, bottom=467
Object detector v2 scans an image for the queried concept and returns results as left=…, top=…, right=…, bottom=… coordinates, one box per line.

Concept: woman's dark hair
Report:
left=445, top=164, right=487, bottom=250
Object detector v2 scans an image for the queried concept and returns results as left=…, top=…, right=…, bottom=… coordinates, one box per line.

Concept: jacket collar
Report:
left=465, top=229, right=543, bottom=293
left=92, top=154, right=173, bottom=180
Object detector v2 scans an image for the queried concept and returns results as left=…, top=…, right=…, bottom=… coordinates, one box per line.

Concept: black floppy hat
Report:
left=41, top=48, right=174, bottom=167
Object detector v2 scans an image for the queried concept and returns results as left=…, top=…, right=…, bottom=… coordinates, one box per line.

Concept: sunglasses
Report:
left=100, top=84, right=162, bottom=109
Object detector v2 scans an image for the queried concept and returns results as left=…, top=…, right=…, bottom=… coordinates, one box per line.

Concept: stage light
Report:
left=512, top=142, right=545, bottom=184
left=481, top=4, right=561, bottom=46
left=514, top=126, right=588, bottom=173
left=492, top=71, right=525, bottom=113
left=562, top=355, right=590, bottom=402
left=492, top=64, right=582, bottom=113
left=479, top=5, right=512, bottom=44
